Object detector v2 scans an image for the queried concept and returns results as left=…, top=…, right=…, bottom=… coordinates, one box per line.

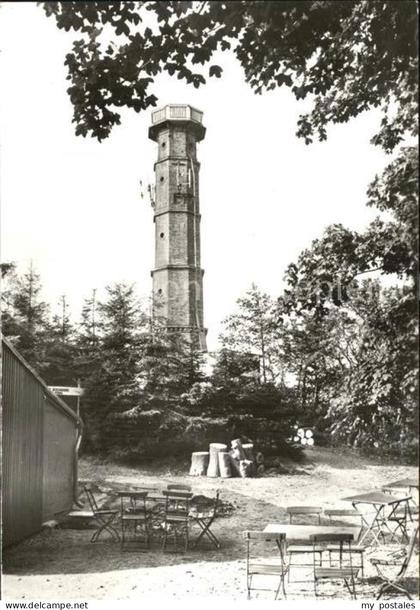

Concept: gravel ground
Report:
left=2, top=447, right=418, bottom=601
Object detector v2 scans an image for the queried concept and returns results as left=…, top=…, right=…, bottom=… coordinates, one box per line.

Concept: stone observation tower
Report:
left=149, top=104, right=207, bottom=351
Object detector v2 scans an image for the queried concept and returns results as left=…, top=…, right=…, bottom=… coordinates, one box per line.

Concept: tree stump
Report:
left=242, top=443, right=256, bottom=476
left=207, top=443, right=227, bottom=477
left=189, top=451, right=209, bottom=476
left=218, top=452, right=232, bottom=478
left=242, top=443, right=255, bottom=462
left=228, top=451, right=241, bottom=477
left=239, top=459, right=253, bottom=478
left=231, top=439, right=246, bottom=460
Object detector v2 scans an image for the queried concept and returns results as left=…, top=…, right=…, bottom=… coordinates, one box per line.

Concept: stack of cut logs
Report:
left=189, top=439, right=265, bottom=478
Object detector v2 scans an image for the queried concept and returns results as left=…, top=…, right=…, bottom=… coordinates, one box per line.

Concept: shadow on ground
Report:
left=2, top=490, right=281, bottom=576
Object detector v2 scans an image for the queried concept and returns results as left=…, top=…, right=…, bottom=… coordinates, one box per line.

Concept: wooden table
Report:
left=382, top=478, right=419, bottom=504
left=382, top=477, right=418, bottom=489
left=263, top=524, right=361, bottom=543
left=264, top=524, right=364, bottom=583
left=342, top=491, right=411, bottom=546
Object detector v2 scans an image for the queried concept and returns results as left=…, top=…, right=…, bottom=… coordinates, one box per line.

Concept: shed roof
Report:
left=2, top=335, right=82, bottom=426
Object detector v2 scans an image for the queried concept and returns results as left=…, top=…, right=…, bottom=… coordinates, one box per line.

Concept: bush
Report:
left=80, top=379, right=306, bottom=465
left=91, top=382, right=303, bottom=464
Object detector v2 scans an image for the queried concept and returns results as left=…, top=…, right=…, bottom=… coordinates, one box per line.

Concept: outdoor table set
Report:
left=342, top=491, right=413, bottom=546
left=245, top=521, right=363, bottom=600
left=245, top=477, right=418, bottom=601
left=84, top=484, right=221, bottom=553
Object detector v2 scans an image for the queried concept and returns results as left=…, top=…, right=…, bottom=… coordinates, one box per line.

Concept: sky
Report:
left=0, top=2, right=393, bottom=351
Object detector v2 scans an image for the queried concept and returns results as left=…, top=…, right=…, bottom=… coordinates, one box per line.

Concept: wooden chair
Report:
left=387, top=507, right=412, bottom=542
left=167, top=484, right=192, bottom=492
left=310, top=533, right=359, bottom=599
left=286, top=506, right=323, bottom=524
left=324, top=509, right=366, bottom=578
left=120, top=491, right=150, bottom=550
left=83, top=485, right=120, bottom=543
left=190, top=490, right=221, bottom=549
left=243, top=531, right=288, bottom=600
left=383, top=484, right=418, bottom=510
left=162, top=490, right=193, bottom=552
left=370, top=524, right=419, bottom=599
left=285, top=506, right=323, bottom=582
left=324, top=508, right=362, bottom=523
left=165, top=485, right=193, bottom=515
left=325, top=542, right=366, bottom=579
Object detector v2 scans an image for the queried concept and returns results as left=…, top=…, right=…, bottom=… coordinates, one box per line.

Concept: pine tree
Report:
left=140, top=312, right=206, bottom=405
left=1, top=262, right=18, bottom=334
left=74, top=289, right=101, bottom=381
left=43, top=295, right=77, bottom=386
left=1, top=262, right=50, bottom=371
left=80, top=283, right=144, bottom=450
left=98, top=283, right=144, bottom=410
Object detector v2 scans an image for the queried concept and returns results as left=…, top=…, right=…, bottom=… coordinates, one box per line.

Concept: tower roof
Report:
left=149, top=104, right=206, bottom=141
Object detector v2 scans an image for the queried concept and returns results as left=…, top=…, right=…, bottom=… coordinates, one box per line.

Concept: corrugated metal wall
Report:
left=42, top=400, right=77, bottom=521
left=2, top=341, right=44, bottom=546
left=2, top=338, right=80, bottom=546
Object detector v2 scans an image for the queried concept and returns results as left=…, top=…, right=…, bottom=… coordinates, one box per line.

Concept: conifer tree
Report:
left=140, top=311, right=206, bottom=405
left=80, top=283, right=144, bottom=450
left=1, top=262, right=50, bottom=371
left=74, top=289, right=101, bottom=381
left=43, top=295, right=78, bottom=385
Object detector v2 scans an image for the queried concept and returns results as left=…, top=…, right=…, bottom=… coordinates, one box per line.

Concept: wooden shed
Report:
left=1, top=336, right=83, bottom=547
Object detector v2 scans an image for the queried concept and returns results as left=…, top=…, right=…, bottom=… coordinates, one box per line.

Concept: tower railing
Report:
left=151, top=105, right=203, bottom=125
